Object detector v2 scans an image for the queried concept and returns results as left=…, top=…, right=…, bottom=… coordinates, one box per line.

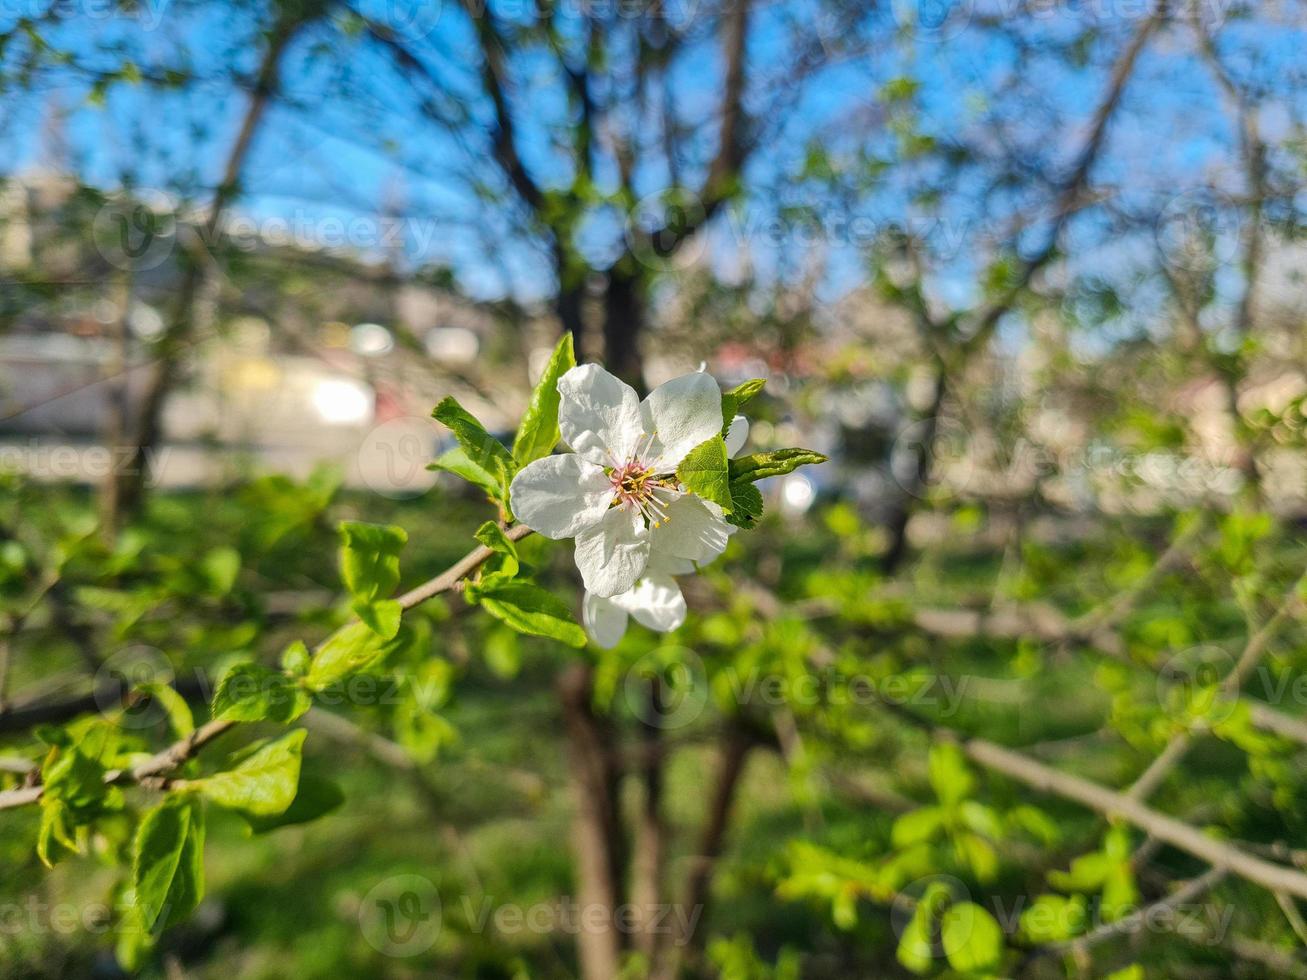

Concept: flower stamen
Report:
left=610, top=458, right=675, bottom=527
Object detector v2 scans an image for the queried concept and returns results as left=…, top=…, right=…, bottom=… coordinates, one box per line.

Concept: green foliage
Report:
left=729, top=448, right=828, bottom=483
left=720, top=377, right=766, bottom=433
left=465, top=576, right=586, bottom=648
left=512, top=333, right=575, bottom=465
left=129, top=796, right=206, bottom=936
left=940, top=901, right=1003, bottom=973
left=306, top=621, right=391, bottom=690
left=431, top=396, right=516, bottom=510
left=211, top=662, right=311, bottom=724
left=241, top=773, right=344, bottom=834
left=189, top=730, right=306, bottom=817
left=474, top=520, right=520, bottom=576
left=338, top=521, right=407, bottom=639
left=677, top=435, right=733, bottom=512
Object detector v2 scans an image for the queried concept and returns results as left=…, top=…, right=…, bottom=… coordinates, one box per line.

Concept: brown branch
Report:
left=961, top=736, right=1307, bottom=901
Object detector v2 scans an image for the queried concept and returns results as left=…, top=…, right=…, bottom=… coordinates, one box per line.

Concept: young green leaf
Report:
left=37, top=800, right=78, bottom=869
left=466, top=579, right=586, bottom=647
left=306, top=621, right=388, bottom=691
left=211, top=662, right=311, bottom=724
left=131, top=796, right=206, bottom=934
left=201, top=546, right=240, bottom=595
left=512, top=333, right=575, bottom=465
left=729, top=447, right=828, bottom=484
left=725, top=481, right=763, bottom=529
left=677, top=435, right=733, bottom=512
left=242, top=773, right=344, bottom=834
left=427, top=446, right=502, bottom=499
left=896, top=901, right=935, bottom=975
left=928, top=741, right=974, bottom=807
left=354, top=598, right=403, bottom=640
left=474, top=520, right=520, bottom=576
left=432, top=396, right=515, bottom=500
left=940, top=902, right=1004, bottom=973
left=338, top=521, right=407, bottom=605
left=190, top=729, right=306, bottom=817
left=720, top=378, right=765, bottom=433
left=280, top=640, right=311, bottom=678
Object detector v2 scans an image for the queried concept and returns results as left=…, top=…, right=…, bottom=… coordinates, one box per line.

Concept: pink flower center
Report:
left=610, top=459, right=673, bottom=527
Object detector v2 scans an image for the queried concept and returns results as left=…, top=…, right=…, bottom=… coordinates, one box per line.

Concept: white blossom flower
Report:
left=578, top=410, right=750, bottom=647
left=581, top=553, right=695, bottom=649
left=509, top=364, right=735, bottom=597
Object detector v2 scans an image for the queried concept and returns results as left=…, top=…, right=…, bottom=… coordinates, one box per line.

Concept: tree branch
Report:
left=0, top=526, right=533, bottom=812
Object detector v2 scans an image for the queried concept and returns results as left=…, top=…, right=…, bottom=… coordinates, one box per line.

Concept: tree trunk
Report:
left=655, top=721, right=754, bottom=980
left=603, top=261, right=645, bottom=389
left=557, top=662, right=627, bottom=980
left=881, top=368, right=948, bottom=575
left=630, top=680, right=666, bottom=961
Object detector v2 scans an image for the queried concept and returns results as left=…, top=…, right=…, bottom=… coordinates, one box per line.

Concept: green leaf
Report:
left=729, top=447, right=828, bottom=484
left=896, top=901, right=935, bottom=975
left=432, top=396, right=515, bottom=501
left=1019, top=893, right=1086, bottom=943
left=940, top=902, right=1004, bottom=973
left=242, top=773, right=344, bottom=834
left=280, top=640, right=311, bottom=678
left=131, top=796, right=205, bottom=933
left=37, top=800, right=78, bottom=868
left=202, top=547, right=240, bottom=594
left=466, top=579, right=586, bottom=647
left=354, top=598, right=403, bottom=640
left=474, top=521, right=520, bottom=576
left=211, top=662, right=311, bottom=724
left=725, top=481, right=763, bottom=529
left=139, top=683, right=195, bottom=738
left=720, top=378, right=765, bottom=433
left=677, top=436, right=733, bottom=513
left=190, top=730, right=306, bottom=817
left=891, top=806, right=946, bottom=848
left=928, top=742, right=974, bottom=807
left=512, top=333, right=575, bottom=465
left=427, top=446, right=502, bottom=499
left=338, top=521, right=407, bottom=608
left=306, top=621, right=388, bottom=691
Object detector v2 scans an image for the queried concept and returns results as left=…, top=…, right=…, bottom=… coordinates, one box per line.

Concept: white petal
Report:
left=558, top=364, right=644, bottom=465
left=509, top=455, right=613, bottom=539
left=613, top=575, right=686, bottom=633
left=652, top=494, right=731, bottom=563
left=583, top=591, right=629, bottom=649
left=574, top=504, right=650, bottom=597
left=646, top=550, right=695, bottom=577
left=724, top=415, right=749, bottom=458
left=641, top=372, right=723, bottom=469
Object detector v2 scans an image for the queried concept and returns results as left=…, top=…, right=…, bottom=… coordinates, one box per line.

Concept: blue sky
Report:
left=2, top=0, right=1303, bottom=334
